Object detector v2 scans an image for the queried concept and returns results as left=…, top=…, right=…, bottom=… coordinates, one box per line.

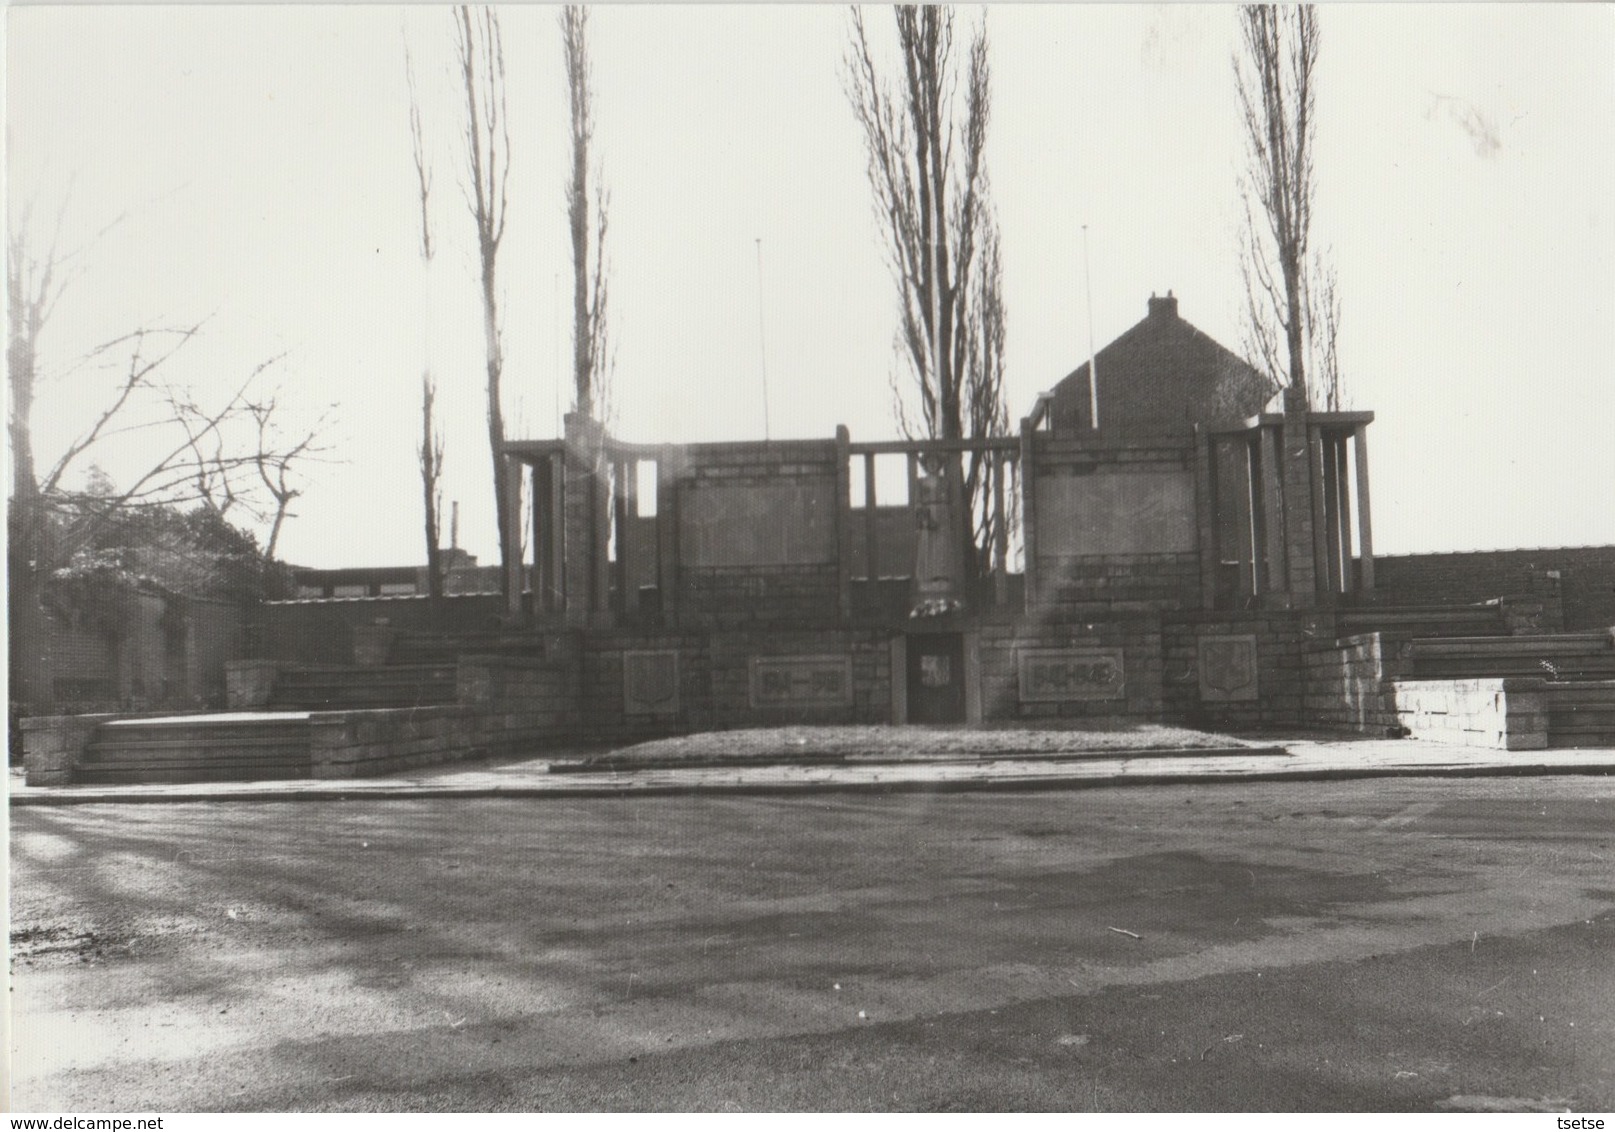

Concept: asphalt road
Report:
left=10, top=777, right=1614, bottom=1112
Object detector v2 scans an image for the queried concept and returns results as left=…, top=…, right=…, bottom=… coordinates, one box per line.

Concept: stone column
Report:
left=1353, top=426, right=1375, bottom=593
left=502, top=455, right=525, bottom=621
left=1194, top=426, right=1221, bottom=609
left=1019, top=419, right=1040, bottom=612
left=22, top=714, right=114, bottom=787
left=1280, top=410, right=1321, bottom=606
left=1262, top=424, right=1291, bottom=597
left=562, top=413, right=609, bottom=627
left=834, top=426, right=853, bottom=620
left=656, top=448, right=680, bottom=626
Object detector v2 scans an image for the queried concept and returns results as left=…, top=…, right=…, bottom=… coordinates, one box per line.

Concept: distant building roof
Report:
left=1042, top=293, right=1276, bottom=440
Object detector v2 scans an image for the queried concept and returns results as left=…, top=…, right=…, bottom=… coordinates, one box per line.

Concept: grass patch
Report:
left=585, top=724, right=1254, bottom=768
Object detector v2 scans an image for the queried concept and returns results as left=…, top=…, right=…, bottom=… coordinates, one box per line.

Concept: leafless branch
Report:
left=845, top=5, right=1008, bottom=568
left=1234, top=4, right=1339, bottom=411
left=455, top=4, right=514, bottom=582
left=564, top=4, right=611, bottom=422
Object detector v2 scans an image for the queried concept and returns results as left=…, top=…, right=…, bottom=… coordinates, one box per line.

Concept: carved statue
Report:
left=911, top=461, right=963, bottom=617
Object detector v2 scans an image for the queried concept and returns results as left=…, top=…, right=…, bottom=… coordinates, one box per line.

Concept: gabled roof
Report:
left=1044, top=294, right=1276, bottom=440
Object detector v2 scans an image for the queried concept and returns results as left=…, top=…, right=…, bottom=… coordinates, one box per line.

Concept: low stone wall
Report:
left=456, top=653, right=578, bottom=730
left=1302, top=632, right=1402, bottom=734
left=310, top=657, right=577, bottom=778
left=253, top=593, right=507, bottom=666
left=1391, top=678, right=1547, bottom=750
left=20, top=713, right=123, bottom=786
left=308, top=706, right=482, bottom=778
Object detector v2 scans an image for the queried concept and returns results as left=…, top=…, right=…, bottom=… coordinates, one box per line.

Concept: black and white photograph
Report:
left=7, top=2, right=1614, bottom=1115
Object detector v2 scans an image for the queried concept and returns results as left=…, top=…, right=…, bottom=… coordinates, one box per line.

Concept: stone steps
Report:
left=1404, top=633, right=1615, bottom=680
left=79, top=715, right=311, bottom=784
left=1544, top=681, right=1615, bottom=748
left=389, top=632, right=550, bottom=666
left=1337, top=604, right=1507, bottom=640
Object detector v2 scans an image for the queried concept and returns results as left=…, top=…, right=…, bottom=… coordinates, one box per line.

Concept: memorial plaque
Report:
left=680, top=482, right=836, bottom=567
left=1033, top=470, right=1197, bottom=555
left=1018, top=648, right=1125, bottom=702
left=624, top=650, right=681, bottom=715
left=749, top=655, right=854, bottom=709
left=1198, top=635, right=1259, bottom=702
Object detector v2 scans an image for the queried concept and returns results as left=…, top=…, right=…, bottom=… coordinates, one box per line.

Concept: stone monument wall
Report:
left=670, top=440, right=843, bottom=628
left=1158, top=610, right=1323, bottom=731
left=1028, top=436, right=1203, bottom=611
left=977, top=615, right=1165, bottom=724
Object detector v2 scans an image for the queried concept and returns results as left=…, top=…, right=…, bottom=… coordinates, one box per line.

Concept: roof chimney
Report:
left=1148, top=290, right=1178, bottom=320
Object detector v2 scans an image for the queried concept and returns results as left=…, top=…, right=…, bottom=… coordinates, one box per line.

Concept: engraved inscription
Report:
left=1018, top=648, right=1126, bottom=702
left=749, top=655, right=855, bottom=709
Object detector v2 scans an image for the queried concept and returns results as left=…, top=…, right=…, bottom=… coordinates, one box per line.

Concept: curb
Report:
left=9, top=756, right=1613, bottom=806
left=545, top=744, right=1286, bottom=773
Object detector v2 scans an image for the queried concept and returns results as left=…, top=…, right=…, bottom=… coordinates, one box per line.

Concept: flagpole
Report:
left=1083, top=224, right=1099, bottom=430
left=754, top=238, right=772, bottom=442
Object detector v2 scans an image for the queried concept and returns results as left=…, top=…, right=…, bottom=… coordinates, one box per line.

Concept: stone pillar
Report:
left=619, top=456, right=638, bottom=616
left=1279, top=410, right=1321, bottom=606
left=863, top=452, right=879, bottom=583
left=1245, top=435, right=1267, bottom=595
left=225, top=659, right=281, bottom=709
left=22, top=714, right=115, bottom=787
left=1194, top=426, right=1221, bottom=609
left=834, top=426, right=853, bottom=620
left=656, top=448, right=680, bottom=626
left=562, top=413, right=609, bottom=627
left=1321, top=432, right=1343, bottom=595
left=1262, top=424, right=1290, bottom=597
left=1019, top=419, right=1040, bottom=612
left=1353, top=425, right=1375, bottom=593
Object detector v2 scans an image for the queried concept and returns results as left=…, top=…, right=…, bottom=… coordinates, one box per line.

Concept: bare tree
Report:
left=845, top=5, right=1010, bottom=573
left=246, top=392, right=332, bottom=562
left=419, top=374, right=446, bottom=599
left=562, top=5, right=611, bottom=422
left=7, top=204, right=328, bottom=709
left=454, top=4, right=513, bottom=584
left=1235, top=3, right=1341, bottom=411
left=405, top=36, right=445, bottom=599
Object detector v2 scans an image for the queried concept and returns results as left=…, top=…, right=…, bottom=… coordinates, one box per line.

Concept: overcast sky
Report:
left=8, top=4, right=1612, bottom=569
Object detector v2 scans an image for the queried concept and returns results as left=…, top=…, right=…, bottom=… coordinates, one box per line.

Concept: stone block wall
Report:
left=20, top=713, right=118, bottom=786
left=669, top=440, right=843, bottom=629
left=1160, top=610, right=1324, bottom=730
left=978, top=616, right=1165, bottom=724
left=1391, top=677, right=1548, bottom=750
left=1035, top=553, right=1202, bottom=613
left=679, top=565, right=841, bottom=628
left=309, top=656, right=579, bottom=778
left=709, top=630, right=892, bottom=727
left=1027, top=435, right=1203, bottom=612
left=254, top=593, right=507, bottom=665
left=575, top=627, right=895, bottom=743
left=1372, top=547, right=1615, bottom=632
left=578, top=630, right=715, bottom=743
left=1302, top=632, right=1402, bottom=734
left=17, top=591, right=246, bottom=717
